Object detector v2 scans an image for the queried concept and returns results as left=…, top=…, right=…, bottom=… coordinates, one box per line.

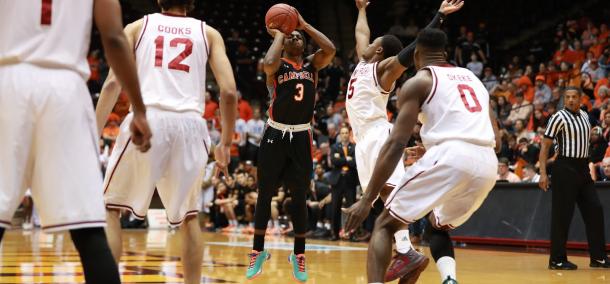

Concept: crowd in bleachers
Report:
left=87, top=2, right=610, bottom=239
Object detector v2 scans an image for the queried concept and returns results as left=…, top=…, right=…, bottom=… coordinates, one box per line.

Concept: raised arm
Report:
left=94, top=0, right=151, bottom=152
left=207, top=26, right=238, bottom=175
left=343, top=70, right=432, bottom=232
left=376, top=0, right=464, bottom=91
left=95, top=19, right=142, bottom=134
left=263, top=29, right=285, bottom=82
left=354, top=0, right=371, bottom=60
left=299, top=14, right=336, bottom=70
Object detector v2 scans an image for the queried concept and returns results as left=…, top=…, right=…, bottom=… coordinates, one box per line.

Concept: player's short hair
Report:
left=158, top=0, right=195, bottom=12
left=380, top=35, right=403, bottom=59
left=416, top=28, right=448, bottom=51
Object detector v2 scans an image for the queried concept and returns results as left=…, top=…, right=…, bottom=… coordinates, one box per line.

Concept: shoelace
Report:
left=296, top=255, right=306, bottom=272
left=248, top=252, right=259, bottom=269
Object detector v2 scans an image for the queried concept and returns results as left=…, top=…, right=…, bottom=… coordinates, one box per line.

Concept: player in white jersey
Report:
left=346, top=0, right=464, bottom=282
left=344, top=28, right=501, bottom=284
left=0, top=0, right=152, bottom=283
left=95, top=0, right=237, bottom=283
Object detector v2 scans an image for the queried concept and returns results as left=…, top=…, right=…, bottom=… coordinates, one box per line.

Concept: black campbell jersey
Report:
left=267, top=58, right=317, bottom=125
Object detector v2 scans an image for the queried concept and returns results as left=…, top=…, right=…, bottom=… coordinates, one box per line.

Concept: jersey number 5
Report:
left=347, top=78, right=357, bottom=99
left=41, top=0, right=52, bottom=26
left=154, top=36, right=193, bottom=72
left=457, top=84, right=482, bottom=113
left=294, top=83, right=304, bottom=101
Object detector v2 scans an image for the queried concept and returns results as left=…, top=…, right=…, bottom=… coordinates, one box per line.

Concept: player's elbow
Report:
left=219, top=88, right=238, bottom=104
left=325, top=44, right=337, bottom=56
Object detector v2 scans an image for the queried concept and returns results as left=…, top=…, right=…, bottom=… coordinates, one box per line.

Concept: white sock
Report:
left=369, top=283, right=383, bottom=284
left=273, top=220, right=280, bottom=228
left=394, top=229, right=412, bottom=253
left=324, top=223, right=331, bottom=230
left=436, top=256, right=456, bottom=281
left=231, top=220, right=238, bottom=226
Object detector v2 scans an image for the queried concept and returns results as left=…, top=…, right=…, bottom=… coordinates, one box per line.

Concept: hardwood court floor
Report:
left=0, top=229, right=608, bottom=283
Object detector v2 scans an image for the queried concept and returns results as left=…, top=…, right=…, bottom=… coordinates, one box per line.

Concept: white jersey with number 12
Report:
left=135, top=13, right=209, bottom=115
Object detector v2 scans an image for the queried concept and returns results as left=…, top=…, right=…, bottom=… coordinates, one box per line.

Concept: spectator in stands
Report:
left=522, top=164, right=540, bottom=182
left=596, top=157, right=610, bottom=181
left=404, top=19, right=419, bottom=42
left=482, top=67, right=498, bottom=92
left=329, top=126, right=358, bottom=240
left=102, top=113, right=121, bottom=145
left=237, top=91, right=253, bottom=121
left=532, top=108, right=549, bottom=131
left=516, top=137, right=540, bottom=165
left=321, top=57, right=346, bottom=104
left=534, top=75, right=552, bottom=105
left=590, top=126, right=607, bottom=164
left=505, top=92, right=533, bottom=127
left=497, top=157, right=521, bottom=182
left=582, top=59, right=606, bottom=83
left=593, top=86, right=609, bottom=109
left=246, top=108, right=264, bottom=165
left=467, top=53, right=484, bottom=77
left=455, top=31, right=486, bottom=67
left=235, top=113, right=248, bottom=161
left=207, top=119, right=221, bottom=146
left=235, top=42, right=255, bottom=100
left=215, top=182, right=238, bottom=232
left=553, top=40, right=570, bottom=66
left=204, top=90, right=218, bottom=120
left=309, top=164, right=333, bottom=239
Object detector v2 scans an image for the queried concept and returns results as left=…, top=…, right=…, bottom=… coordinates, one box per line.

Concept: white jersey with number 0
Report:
left=135, top=13, right=209, bottom=114
left=419, top=65, right=494, bottom=149
left=0, top=0, right=93, bottom=80
left=346, top=61, right=395, bottom=141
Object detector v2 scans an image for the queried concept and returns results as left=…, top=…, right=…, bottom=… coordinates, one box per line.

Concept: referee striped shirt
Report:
left=544, top=109, right=591, bottom=158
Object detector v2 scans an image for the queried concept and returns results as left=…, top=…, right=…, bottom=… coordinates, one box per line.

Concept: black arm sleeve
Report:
left=397, top=12, right=446, bottom=67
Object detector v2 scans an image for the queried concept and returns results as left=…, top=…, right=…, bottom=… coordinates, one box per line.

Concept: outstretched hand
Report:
left=342, top=200, right=372, bottom=234
left=439, top=0, right=464, bottom=15
left=355, top=0, right=370, bottom=10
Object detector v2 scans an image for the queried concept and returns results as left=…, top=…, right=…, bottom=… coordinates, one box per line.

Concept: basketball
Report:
left=265, top=3, right=299, bottom=34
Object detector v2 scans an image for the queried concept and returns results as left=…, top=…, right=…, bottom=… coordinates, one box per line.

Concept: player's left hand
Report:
left=439, top=0, right=464, bottom=15
left=406, top=145, right=426, bottom=161
left=214, top=144, right=231, bottom=178
left=295, top=10, right=308, bottom=30
left=342, top=200, right=371, bottom=234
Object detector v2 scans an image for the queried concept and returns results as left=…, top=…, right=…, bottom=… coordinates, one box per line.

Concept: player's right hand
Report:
left=355, top=0, right=370, bottom=10
left=130, top=112, right=152, bottom=152
left=538, top=174, right=550, bottom=192
left=439, top=0, right=464, bottom=15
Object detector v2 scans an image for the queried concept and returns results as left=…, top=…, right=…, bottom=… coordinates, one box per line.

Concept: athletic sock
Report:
left=436, top=256, right=456, bottom=281
left=253, top=234, right=265, bottom=252
left=394, top=229, right=412, bottom=253
left=70, top=228, right=120, bottom=284
left=294, top=237, right=306, bottom=255
left=273, top=220, right=280, bottom=228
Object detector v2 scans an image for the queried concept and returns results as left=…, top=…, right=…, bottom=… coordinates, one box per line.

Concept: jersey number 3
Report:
left=154, top=36, right=193, bottom=72
left=457, top=84, right=482, bottom=113
left=294, top=83, right=304, bottom=101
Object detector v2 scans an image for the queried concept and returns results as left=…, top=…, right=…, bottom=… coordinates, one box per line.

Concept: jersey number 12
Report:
left=154, top=36, right=193, bottom=72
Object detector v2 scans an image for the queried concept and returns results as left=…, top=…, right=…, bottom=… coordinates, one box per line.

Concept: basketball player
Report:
left=246, top=12, right=335, bottom=282
left=0, top=0, right=152, bottom=283
left=95, top=0, right=237, bottom=283
left=346, top=0, right=463, bottom=281
left=344, top=28, right=501, bottom=284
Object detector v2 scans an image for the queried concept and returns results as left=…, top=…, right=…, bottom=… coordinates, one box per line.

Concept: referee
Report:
left=539, top=87, right=610, bottom=270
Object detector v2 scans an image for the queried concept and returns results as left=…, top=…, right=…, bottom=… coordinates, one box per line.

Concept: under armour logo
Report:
left=267, top=139, right=274, bottom=144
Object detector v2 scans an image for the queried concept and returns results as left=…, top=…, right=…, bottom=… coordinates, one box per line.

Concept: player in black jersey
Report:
left=246, top=11, right=335, bottom=282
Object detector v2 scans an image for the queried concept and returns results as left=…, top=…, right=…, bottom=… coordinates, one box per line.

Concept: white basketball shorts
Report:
left=103, top=108, right=210, bottom=226
left=385, top=140, right=498, bottom=228
left=0, top=64, right=106, bottom=232
left=355, top=121, right=406, bottom=191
